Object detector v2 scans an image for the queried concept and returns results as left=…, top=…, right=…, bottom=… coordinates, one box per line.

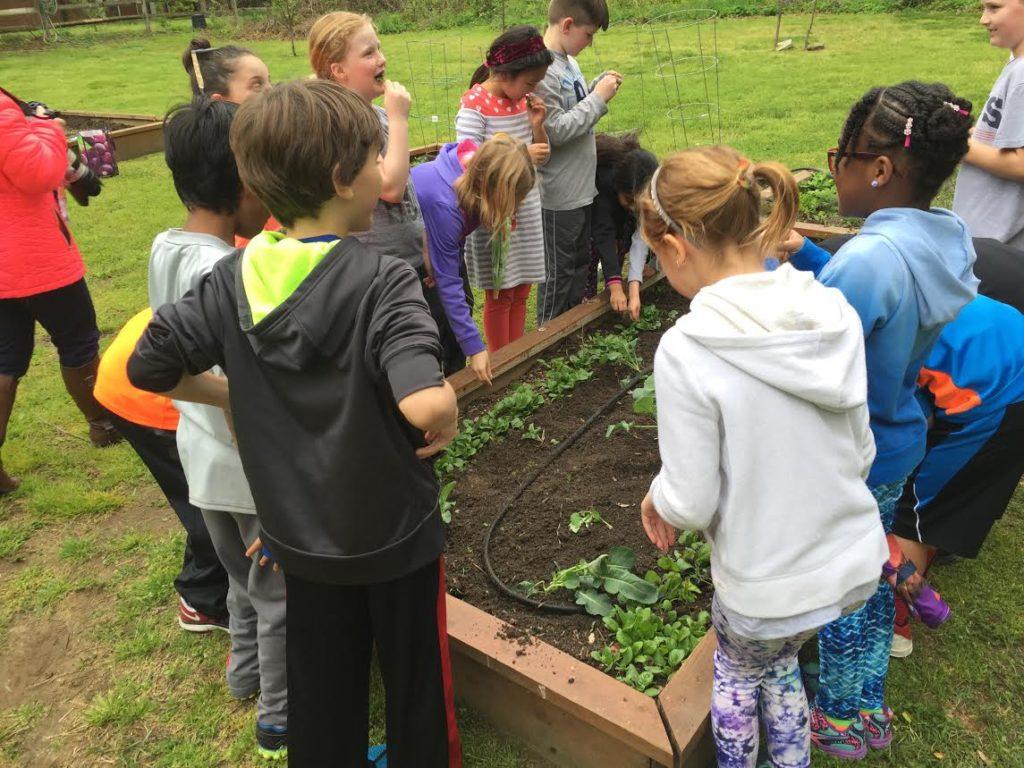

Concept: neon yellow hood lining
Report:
left=241, top=231, right=340, bottom=324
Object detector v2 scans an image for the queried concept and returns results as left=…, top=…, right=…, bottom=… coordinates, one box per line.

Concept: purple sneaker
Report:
left=861, top=707, right=894, bottom=749
left=810, top=707, right=868, bottom=760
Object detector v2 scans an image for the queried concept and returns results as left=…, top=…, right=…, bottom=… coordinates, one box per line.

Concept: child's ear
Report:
left=561, top=17, right=574, bottom=34
left=331, top=165, right=355, bottom=200
left=210, top=92, right=224, bottom=102
left=873, top=155, right=897, bottom=189
left=663, top=232, right=690, bottom=268
left=328, top=61, right=348, bottom=84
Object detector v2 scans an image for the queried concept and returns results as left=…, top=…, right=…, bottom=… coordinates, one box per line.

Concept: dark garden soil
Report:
left=445, top=284, right=712, bottom=668
left=61, top=115, right=141, bottom=134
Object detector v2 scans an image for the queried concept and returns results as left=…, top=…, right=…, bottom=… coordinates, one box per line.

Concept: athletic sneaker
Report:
left=861, top=706, right=894, bottom=749
left=890, top=633, right=913, bottom=658
left=368, top=744, right=388, bottom=767
left=178, top=597, right=229, bottom=633
left=810, top=707, right=868, bottom=760
left=256, top=723, right=287, bottom=761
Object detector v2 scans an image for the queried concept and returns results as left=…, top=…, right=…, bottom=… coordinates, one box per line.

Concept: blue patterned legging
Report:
left=816, top=479, right=905, bottom=721
left=711, top=599, right=817, bottom=768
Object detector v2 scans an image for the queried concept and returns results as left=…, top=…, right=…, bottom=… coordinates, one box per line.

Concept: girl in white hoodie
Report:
left=637, top=146, right=888, bottom=768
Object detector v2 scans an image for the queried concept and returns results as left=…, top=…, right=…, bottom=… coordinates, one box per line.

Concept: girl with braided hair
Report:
left=782, top=81, right=979, bottom=760
left=456, top=25, right=553, bottom=353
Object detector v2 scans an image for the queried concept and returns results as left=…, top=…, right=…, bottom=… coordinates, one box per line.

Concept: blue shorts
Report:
left=0, top=279, right=100, bottom=377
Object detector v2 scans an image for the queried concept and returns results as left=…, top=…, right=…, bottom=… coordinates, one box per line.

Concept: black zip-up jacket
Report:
left=128, top=237, right=446, bottom=585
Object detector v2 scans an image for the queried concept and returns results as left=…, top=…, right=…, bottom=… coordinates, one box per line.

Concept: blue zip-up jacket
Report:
left=790, top=208, right=978, bottom=486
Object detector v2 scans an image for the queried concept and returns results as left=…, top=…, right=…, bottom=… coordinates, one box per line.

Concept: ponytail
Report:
left=639, top=146, right=797, bottom=257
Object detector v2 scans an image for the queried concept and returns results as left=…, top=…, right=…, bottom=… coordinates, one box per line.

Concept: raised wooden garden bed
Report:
left=60, top=109, right=164, bottom=162
left=440, top=275, right=708, bottom=767
left=440, top=221, right=842, bottom=767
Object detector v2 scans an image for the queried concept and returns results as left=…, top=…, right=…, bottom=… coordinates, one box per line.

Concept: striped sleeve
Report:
left=455, top=107, right=486, bottom=144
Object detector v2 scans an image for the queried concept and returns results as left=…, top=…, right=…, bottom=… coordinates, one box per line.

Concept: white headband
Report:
left=649, top=166, right=684, bottom=234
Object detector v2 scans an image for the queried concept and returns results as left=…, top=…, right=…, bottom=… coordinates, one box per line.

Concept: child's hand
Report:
left=245, top=536, right=280, bottom=571
left=594, top=72, right=623, bottom=102
left=469, top=350, right=493, bottom=386
left=527, top=142, right=550, bottom=166
left=628, top=281, right=642, bottom=321
left=416, top=414, right=458, bottom=458
left=609, top=282, right=627, bottom=313
left=777, top=229, right=806, bottom=260
left=641, top=492, right=675, bottom=553
left=525, top=94, right=547, bottom=127
left=384, top=80, right=412, bottom=122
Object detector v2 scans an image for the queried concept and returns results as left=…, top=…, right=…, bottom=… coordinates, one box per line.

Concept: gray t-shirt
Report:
left=354, top=105, right=425, bottom=269
left=953, top=57, right=1024, bottom=249
left=536, top=51, right=608, bottom=211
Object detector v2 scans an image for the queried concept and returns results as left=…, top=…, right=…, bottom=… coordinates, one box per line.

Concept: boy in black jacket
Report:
left=128, top=80, right=462, bottom=767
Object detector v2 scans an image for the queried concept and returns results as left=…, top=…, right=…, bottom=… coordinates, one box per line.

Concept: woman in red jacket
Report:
left=0, top=91, right=118, bottom=493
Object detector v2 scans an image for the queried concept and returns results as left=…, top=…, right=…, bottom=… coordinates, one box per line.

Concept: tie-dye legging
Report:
left=711, top=599, right=818, bottom=768
left=816, top=479, right=906, bottom=721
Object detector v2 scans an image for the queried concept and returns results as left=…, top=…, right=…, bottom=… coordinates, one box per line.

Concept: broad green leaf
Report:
left=575, top=588, right=614, bottom=617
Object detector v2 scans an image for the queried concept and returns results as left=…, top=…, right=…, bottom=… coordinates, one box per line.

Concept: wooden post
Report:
left=773, top=0, right=783, bottom=48
left=229, top=0, right=237, bottom=24
left=140, top=0, right=150, bottom=33
left=198, top=0, right=206, bottom=13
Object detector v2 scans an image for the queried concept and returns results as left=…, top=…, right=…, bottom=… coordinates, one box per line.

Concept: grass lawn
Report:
left=1, top=11, right=1022, bottom=767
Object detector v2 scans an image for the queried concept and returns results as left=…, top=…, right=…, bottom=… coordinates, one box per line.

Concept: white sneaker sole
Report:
left=890, top=635, right=913, bottom=658
left=178, top=617, right=230, bottom=633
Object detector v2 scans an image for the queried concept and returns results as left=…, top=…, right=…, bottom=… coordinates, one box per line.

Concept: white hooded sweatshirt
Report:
left=650, top=264, right=888, bottom=623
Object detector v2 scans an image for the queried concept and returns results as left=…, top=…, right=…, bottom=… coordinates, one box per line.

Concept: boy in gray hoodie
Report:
left=535, top=0, right=623, bottom=323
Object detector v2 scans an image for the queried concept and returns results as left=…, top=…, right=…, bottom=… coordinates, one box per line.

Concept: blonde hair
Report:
left=308, top=11, right=374, bottom=80
left=454, top=135, right=535, bottom=232
left=640, top=145, right=798, bottom=259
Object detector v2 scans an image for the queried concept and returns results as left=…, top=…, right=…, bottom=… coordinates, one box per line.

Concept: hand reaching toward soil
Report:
left=641, top=491, right=676, bottom=553
left=609, top=282, right=627, bottom=313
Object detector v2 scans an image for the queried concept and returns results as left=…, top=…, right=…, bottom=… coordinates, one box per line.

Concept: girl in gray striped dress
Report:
left=456, top=26, right=552, bottom=351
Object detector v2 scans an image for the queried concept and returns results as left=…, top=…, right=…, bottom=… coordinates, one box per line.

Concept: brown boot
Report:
left=60, top=358, right=122, bottom=447
left=0, top=374, right=20, bottom=493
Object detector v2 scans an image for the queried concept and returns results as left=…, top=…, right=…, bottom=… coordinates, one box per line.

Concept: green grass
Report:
left=0, top=11, right=1021, bottom=767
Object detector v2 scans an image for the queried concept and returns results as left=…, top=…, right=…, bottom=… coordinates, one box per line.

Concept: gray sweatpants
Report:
left=537, top=206, right=593, bottom=325
left=202, top=509, right=287, bottom=728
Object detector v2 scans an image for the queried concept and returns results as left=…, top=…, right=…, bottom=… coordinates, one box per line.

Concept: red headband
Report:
left=485, top=36, right=546, bottom=68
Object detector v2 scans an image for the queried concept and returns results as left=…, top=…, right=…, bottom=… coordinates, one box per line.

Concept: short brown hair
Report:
left=230, top=79, right=381, bottom=227
left=308, top=11, right=373, bottom=81
left=639, top=146, right=798, bottom=258
left=454, top=134, right=535, bottom=232
left=548, top=0, right=609, bottom=31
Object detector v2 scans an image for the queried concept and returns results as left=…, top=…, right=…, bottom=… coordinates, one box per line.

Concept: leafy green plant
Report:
left=605, top=420, right=635, bottom=438
left=542, top=547, right=659, bottom=616
left=521, top=423, right=543, bottom=441
left=541, top=357, right=593, bottom=398
left=631, top=375, right=657, bottom=417
left=438, top=481, right=457, bottom=524
left=568, top=509, right=612, bottom=533
left=591, top=606, right=711, bottom=696
left=633, top=304, right=663, bottom=332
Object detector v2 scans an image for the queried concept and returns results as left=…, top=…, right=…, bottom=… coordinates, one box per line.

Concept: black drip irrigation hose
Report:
left=482, top=367, right=653, bottom=614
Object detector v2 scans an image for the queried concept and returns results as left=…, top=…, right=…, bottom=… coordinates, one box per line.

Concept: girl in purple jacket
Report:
left=411, top=134, right=535, bottom=384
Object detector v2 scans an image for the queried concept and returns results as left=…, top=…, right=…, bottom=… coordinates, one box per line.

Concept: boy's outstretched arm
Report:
left=399, top=381, right=458, bottom=458
left=368, top=260, right=456, bottom=456
left=128, top=271, right=228, bottom=396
